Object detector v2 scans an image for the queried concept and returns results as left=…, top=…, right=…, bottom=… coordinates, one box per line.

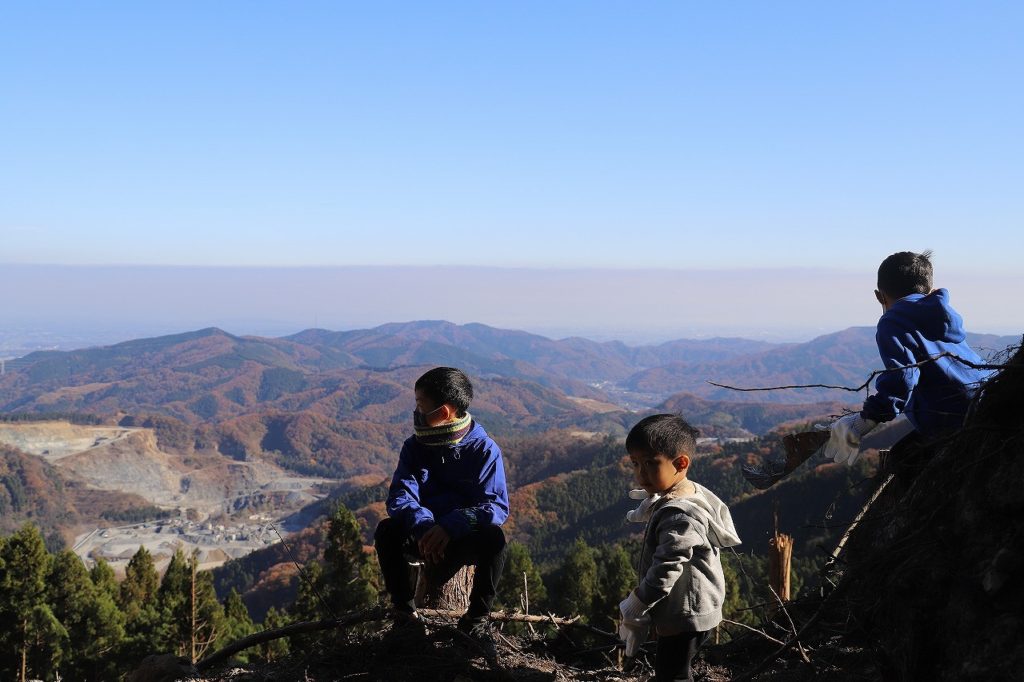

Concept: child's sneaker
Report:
left=456, top=615, right=497, bottom=659
left=390, top=605, right=427, bottom=637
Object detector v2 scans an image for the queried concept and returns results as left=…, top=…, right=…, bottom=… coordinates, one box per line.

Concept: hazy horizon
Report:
left=2, top=264, right=1019, bottom=352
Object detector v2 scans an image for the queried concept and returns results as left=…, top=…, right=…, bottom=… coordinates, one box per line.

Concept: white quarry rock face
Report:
left=0, top=421, right=339, bottom=573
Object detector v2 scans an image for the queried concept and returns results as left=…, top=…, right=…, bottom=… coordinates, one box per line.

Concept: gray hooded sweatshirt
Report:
left=636, top=479, right=742, bottom=635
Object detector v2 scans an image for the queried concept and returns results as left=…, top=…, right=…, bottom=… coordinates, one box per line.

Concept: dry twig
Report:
left=720, top=619, right=786, bottom=647
left=708, top=351, right=1010, bottom=394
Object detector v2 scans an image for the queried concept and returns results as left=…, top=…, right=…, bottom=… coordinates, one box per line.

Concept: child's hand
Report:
left=417, top=525, right=450, bottom=564
left=618, top=620, right=647, bottom=657
left=824, top=414, right=878, bottom=465
left=618, top=591, right=650, bottom=657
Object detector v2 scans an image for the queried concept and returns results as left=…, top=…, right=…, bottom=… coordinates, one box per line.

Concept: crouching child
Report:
left=619, top=414, right=741, bottom=682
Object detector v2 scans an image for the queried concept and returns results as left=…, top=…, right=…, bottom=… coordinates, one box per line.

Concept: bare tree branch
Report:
left=708, top=351, right=1010, bottom=394
left=721, top=619, right=786, bottom=646
left=767, top=585, right=812, bottom=666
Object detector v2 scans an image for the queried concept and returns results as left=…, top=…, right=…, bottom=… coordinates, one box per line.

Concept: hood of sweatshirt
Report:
left=663, top=481, right=742, bottom=549
left=883, top=288, right=967, bottom=344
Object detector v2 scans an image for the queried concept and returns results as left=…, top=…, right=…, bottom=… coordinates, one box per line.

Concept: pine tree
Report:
left=86, top=556, right=127, bottom=680
left=156, top=548, right=190, bottom=654
left=90, top=558, right=119, bottom=601
left=48, top=550, right=95, bottom=678
left=498, top=541, right=547, bottom=613
left=84, top=582, right=126, bottom=680
left=291, top=559, right=326, bottom=622
left=219, top=589, right=255, bottom=663
left=188, top=553, right=225, bottom=661
left=557, top=537, right=599, bottom=622
left=0, top=524, right=66, bottom=682
left=721, top=552, right=752, bottom=627
left=48, top=550, right=125, bottom=681
left=322, top=503, right=378, bottom=612
left=157, top=549, right=224, bottom=661
left=596, top=544, right=635, bottom=630
left=118, top=546, right=161, bottom=663
left=259, top=606, right=290, bottom=662
left=289, top=560, right=329, bottom=653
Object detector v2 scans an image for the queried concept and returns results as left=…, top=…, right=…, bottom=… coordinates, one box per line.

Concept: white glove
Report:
left=618, top=592, right=651, bottom=657
left=824, top=414, right=878, bottom=466
left=618, top=619, right=649, bottom=657
left=625, top=489, right=661, bottom=523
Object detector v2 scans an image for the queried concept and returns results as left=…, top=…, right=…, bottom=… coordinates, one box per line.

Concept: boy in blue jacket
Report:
left=825, top=251, right=993, bottom=477
left=374, top=367, right=509, bottom=645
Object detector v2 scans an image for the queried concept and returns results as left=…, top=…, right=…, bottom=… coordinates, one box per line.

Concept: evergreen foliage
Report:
left=259, top=606, right=291, bottom=662
left=0, top=524, right=64, bottom=682
left=594, top=543, right=635, bottom=629
left=322, top=503, right=379, bottom=612
left=555, top=537, right=599, bottom=622
left=156, top=549, right=225, bottom=661
left=498, top=541, right=547, bottom=613
left=220, top=589, right=256, bottom=663
left=90, top=558, right=119, bottom=599
left=118, top=546, right=161, bottom=664
left=291, top=559, right=325, bottom=622
left=48, top=550, right=125, bottom=680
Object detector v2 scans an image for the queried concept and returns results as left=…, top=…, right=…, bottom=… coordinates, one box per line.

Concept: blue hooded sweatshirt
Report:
left=861, top=288, right=993, bottom=438
left=386, top=420, right=509, bottom=540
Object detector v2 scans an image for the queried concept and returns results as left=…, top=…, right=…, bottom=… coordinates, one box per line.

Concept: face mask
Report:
left=413, top=405, right=444, bottom=429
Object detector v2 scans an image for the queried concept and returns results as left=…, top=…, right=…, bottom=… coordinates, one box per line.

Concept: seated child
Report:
left=826, top=251, right=994, bottom=477
left=374, top=367, right=509, bottom=649
left=619, top=414, right=741, bottom=682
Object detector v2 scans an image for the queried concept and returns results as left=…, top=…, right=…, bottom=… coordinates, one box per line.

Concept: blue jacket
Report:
left=386, top=421, right=509, bottom=540
left=861, top=288, right=993, bottom=438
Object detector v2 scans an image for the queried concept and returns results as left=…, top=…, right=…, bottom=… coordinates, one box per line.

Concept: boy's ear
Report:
left=674, top=454, right=691, bottom=472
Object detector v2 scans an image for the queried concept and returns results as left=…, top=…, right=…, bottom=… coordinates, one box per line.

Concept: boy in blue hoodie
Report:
left=619, top=414, right=741, bottom=682
left=374, top=367, right=509, bottom=646
left=825, top=251, right=993, bottom=476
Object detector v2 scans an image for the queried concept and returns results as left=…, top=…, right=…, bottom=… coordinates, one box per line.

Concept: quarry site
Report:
left=0, top=421, right=337, bottom=573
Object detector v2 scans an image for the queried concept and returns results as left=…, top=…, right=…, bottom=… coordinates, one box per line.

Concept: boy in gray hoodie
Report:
left=619, top=414, right=741, bottom=682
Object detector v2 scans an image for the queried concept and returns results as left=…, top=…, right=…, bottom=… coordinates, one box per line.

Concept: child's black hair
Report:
left=877, top=250, right=934, bottom=299
left=414, top=367, right=474, bottom=416
left=625, top=414, right=699, bottom=458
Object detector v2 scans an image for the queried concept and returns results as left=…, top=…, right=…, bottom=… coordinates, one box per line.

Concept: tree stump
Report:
left=414, top=564, right=474, bottom=611
left=768, top=502, right=792, bottom=609
left=768, top=530, right=793, bottom=604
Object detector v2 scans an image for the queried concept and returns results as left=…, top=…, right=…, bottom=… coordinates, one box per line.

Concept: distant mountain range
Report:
left=3, top=321, right=1015, bottom=415
left=0, top=319, right=1011, bottom=505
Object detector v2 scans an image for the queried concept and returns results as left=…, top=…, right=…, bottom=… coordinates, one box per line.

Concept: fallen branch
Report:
left=196, top=606, right=384, bottom=671
left=195, top=606, right=580, bottom=672
left=421, top=608, right=578, bottom=626
left=822, top=474, right=894, bottom=577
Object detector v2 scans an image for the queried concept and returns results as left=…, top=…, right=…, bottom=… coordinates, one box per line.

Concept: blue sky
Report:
left=2, top=3, right=1021, bottom=340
